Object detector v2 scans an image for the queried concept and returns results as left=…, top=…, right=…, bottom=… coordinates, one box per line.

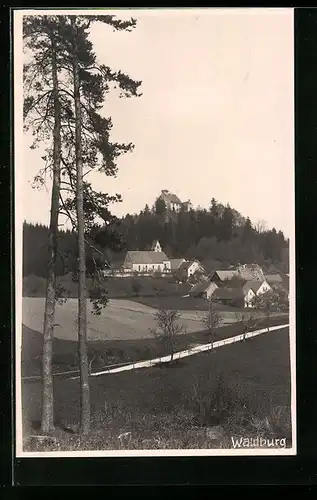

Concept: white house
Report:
left=122, top=240, right=171, bottom=274
left=244, top=288, right=257, bottom=308
left=178, top=260, right=206, bottom=279
left=243, top=280, right=272, bottom=297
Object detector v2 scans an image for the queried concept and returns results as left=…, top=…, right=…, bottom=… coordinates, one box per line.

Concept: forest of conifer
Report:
left=23, top=197, right=289, bottom=278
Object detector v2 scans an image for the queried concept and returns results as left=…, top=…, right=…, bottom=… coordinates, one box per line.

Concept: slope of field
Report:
left=22, top=297, right=206, bottom=341
left=22, top=297, right=247, bottom=342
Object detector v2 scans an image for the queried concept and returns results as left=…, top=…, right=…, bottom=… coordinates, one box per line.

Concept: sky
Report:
left=18, top=8, right=294, bottom=237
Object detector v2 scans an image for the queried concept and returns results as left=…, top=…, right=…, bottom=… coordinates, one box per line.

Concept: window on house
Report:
left=138, top=265, right=141, bottom=272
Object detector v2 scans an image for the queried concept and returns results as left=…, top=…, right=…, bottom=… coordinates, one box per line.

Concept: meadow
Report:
left=21, top=327, right=292, bottom=451
left=20, top=277, right=291, bottom=452
left=22, top=296, right=258, bottom=344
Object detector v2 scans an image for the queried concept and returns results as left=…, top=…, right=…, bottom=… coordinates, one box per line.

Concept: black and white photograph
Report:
left=14, top=8, right=295, bottom=456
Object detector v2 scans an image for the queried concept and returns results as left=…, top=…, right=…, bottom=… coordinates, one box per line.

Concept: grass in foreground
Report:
left=22, top=328, right=292, bottom=451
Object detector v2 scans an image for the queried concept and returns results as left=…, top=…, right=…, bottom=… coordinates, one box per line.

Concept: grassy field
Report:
left=22, top=297, right=210, bottom=341
left=21, top=327, right=292, bottom=451
left=23, top=274, right=191, bottom=299
left=23, top=296, right=267, bottom=343
left=21, top=314, right=289, bottom=378
left=131, top=295, right=268, bottom=313
left=23, top=295, right=288, bottom=344
left=131, top=295, right=209, bottom=311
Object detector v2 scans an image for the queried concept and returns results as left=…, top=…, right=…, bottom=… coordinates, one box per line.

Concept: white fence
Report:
left=71, top=323, right=289, bottom=379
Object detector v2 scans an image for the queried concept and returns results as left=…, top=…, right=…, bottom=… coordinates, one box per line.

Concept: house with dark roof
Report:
left=189, top=280, right=218, bottom=300
left=210, top=264, right=266, bottom=285
left=242, top=280, right=272, bottom=296
left=213, top=286, right=256, bottom=308
left=210, top=269, right=239, bottom=284
left=265, top=273, right=289, bottom=298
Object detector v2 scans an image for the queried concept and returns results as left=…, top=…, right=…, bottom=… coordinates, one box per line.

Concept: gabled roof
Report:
left=179, top=260, right=195, bottom=271
left=125, top=250, right=169, bottom=265
left=238, top=264, right=265, bottom=281
left=223, top=278, right=247, bottom=288
left=189, top=281, right=209, bottom=295
left=212, top=270, right=238, bottom=281
left=243, top=280, right=267, bottom=294
left=170, top=258, right=186, bottom=270
left=264, top=274, right=283, bottom=283
left=213, top=287, right=245, bottom=300
left=151, top=240, right=161, bottom=250
left=189, top=280, right=217, bottom=295
left=201, top=259, right=220, bottom=274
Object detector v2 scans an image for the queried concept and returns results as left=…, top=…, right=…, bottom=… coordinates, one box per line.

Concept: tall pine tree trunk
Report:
left=41, top=33, right=61, bottom=434
left=71, top=19, right=90, bottom=435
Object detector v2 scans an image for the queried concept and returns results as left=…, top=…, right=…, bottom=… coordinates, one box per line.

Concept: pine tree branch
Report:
left=59, top=192, right=77, bottom=231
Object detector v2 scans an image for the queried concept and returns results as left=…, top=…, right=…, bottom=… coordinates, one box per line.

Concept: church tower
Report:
left=151, top=240, right=162, bottom=252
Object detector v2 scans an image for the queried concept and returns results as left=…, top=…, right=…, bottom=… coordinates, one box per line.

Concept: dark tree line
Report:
left=117, top=198, right=289, bottom=273
left=23, top=197, right=289, bottom=277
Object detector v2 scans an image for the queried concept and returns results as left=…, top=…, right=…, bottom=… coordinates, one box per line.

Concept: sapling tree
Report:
left=235, top=311, right=258, bottom=341
left=201, top=298, right=220, bottom=348
left=150, top=308, right=185, bottom=363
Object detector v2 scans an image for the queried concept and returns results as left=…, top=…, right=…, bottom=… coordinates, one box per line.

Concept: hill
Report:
left=23, top=196, right=289, bottom=278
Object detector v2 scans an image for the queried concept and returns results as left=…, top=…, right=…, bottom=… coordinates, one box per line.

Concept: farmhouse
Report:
left=189, top=281, right=218, bottom=300
left=213, top=286, right=256, bottom=309
left=122, top=240, right=171, bottom=274
left=210, top=270, right=238, bottom=284
left=210, top=264, right=266, bottom=285
left=177, top=260, right=206, bottom=280
left=265, top=273, right=289, bottom=298
left=238, top=264, right=265, bottom=281
left=242, top=280, right=272, bottom=297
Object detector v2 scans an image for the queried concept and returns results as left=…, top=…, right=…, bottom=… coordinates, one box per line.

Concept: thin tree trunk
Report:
left=72, top=18, right=90, bottom=435
left=41, top=33, right=61, bottom=434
